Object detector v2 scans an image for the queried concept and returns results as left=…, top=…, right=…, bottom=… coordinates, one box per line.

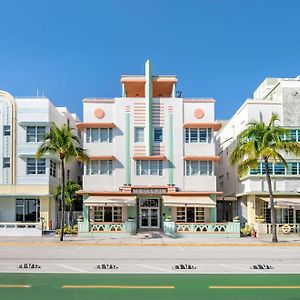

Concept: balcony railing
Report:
left=176, top=222, right=239, bottom=233
left=266, top=223, right=300, bottom=234
left=90, top=222, right=126, bottom=233
left=0, top=222, right=42, bottom=236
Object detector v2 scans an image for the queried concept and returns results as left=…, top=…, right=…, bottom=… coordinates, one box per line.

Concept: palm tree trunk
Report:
left=264, top=158, right=278, bottom=242
left=60, top=158, right=65, bottom=242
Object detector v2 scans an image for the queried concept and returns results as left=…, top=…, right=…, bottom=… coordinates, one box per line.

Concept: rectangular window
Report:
left=154, top=127, right=163, bottom=142
left=16, top=198, right=40, bottom=222
left=86, top=160, right=112, bottom=175
left=3, top=158, right=10, bottom=168
left=26, top=158, right=46, bottom=175
left=185, top=128, right=212, bottom=143
left=176, top=207, right=205, bottom=223
left=136, top=160, right=163, bottom=176
left=3, top=125, right=10, bottom=136
left=86, top=128, right=112, bottom=143
left=135, top=127, right=144, bottom=143
left=94, top=206, right=122, bottom=222
left=26, top=126, right=46, bottom=143
left=287, top=162, right=298, bottom=175
left=50, top=160, right=56, bottom=177
left=274, top=163, right=285, bottom=175
left=261, top=162, right=273, bottom=175
left=185, top=160, right=213, bottom=176
left=289, top=129, right=297, bottom=141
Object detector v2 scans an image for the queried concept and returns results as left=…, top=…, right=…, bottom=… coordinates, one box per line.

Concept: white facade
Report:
left=216, top=77, right=300, bottom=225
left=0, top=91, right=82, bottom=231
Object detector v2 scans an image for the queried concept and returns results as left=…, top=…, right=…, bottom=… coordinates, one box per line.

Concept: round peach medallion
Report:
left=194, top=108, right=205, bottom=119
left=94, top=108, right=105, bottom=119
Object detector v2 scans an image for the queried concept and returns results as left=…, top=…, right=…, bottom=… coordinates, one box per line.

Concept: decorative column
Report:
left=145, top=60, right=153, bottom=156
left=209, top=194, right=217, bottom=222
left=125, top=106, right=131, bottom=185
left=168, top=106, right=174, bottom=185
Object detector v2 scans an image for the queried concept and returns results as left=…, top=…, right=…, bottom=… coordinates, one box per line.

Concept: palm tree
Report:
left=230, top=113, right=300, bottom=242
left=55, top=181, right=81, bottom=226
left=36, top=123, right=88, bottom=241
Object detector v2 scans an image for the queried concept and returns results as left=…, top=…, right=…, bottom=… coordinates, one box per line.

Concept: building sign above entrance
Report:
left=132, top=188, right=168, bottom=195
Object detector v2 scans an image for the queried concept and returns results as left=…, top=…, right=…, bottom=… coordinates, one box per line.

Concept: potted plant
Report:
left=232, top=216, right=240, bottom=223
left=165, top=215, right=172, bottom=222
left=254, top=215, right=265, bottom=223
left=127, top=217, right=135, bottom=221
left=240, top=224, right=254, bottom=237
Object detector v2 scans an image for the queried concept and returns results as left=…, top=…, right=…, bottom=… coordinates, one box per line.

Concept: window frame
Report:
left=26, top=126, right=46, bottom=143
left=136, top=160, right=163, bottom=176
left=26, top=158, right=46, bottom=175
left=185, top=128, right=212, bottom=143
left=185, top=160, right=213, bottom=176
left=153, top=127, right=163, bottom=143
left=93, top=206, right=123, bottom=222
left=86, top=128, right=113, bottom=143
left=134, top=127, right=145, bottom=143
left=176, top=207, right=205, bottom=223
left=85, top=160, right=113, bottom=175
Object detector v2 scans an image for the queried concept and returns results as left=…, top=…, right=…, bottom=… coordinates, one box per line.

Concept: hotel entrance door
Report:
left=139, top=198, right=160, bottom=229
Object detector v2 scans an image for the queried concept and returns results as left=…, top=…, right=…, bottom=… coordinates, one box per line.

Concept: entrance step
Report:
left=136, top=230, right=165, bottom=239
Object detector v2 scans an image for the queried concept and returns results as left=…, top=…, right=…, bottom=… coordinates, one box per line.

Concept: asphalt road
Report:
left=0, top=242, right=300, bottom=274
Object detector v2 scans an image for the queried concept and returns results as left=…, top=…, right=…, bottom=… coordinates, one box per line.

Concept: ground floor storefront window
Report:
left=16, top=198, right=40, bottom=222
left=176, top=207, right=205, bottom=222
left=93, top=206, right=123, bottom=222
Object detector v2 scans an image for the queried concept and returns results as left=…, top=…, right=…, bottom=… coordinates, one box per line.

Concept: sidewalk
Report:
left=0, top=234, right=300, bottom=246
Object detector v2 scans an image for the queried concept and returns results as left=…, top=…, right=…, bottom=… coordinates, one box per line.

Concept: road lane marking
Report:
left=136, top=264, right=170, bottom=272
left=209, top=286, right=300, bottom=289
left=0, top=285, right=31, bottom=288
left=58, top=264, right=86, bottom=273
left=62, top=285, right=175, bottom=289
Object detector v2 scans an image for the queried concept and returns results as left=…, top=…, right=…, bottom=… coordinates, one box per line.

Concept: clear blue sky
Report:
left=1, top=0, right=300, bottom=120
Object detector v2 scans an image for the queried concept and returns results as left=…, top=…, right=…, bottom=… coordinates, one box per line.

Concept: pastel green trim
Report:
left=145, top=60, right=153, bottom=156
left=125, top=112, right=131, bottom=185
left=168, top=112, right=174, bottom=185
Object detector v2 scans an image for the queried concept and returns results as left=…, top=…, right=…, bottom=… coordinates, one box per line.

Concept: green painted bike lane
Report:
left=0, top=273, right=300, bottom=300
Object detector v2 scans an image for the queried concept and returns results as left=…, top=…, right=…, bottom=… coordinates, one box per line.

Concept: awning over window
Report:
left=84, top=196, right=136, bottom=207
left=163, top=196, right=215, bottom=207
left=259, top=197, right=300, bottom=208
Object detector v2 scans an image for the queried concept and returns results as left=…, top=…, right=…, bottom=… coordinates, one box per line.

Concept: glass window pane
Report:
left=158, top=160, right=163, bottom=176
left=141, top=160, right=148, bottom=175
left=86, top=128, right=91, bottom=143
left=36, top=126, right=46, bottom=142
left=91, top=128, right=99, bottom=142
left=191, top=161, right=198, bottom=175
left=3, top=125, right=11, bottom=136
left=37, top=159, right=46, bottom=174
left=135, top=127, right=144, bottom=142
left=185, top=129, right=190, bottom=143
left=274, top=163, right=285, bottom=175
left=289, top=130, right=297, bottom=141
left=154, top=128, right=163, bottom=142
left=199, top=129, right=207, bottom=142
left=27, top=158, right=36, bottom=174
left=100, top=128, right=108, bottom=142
left=100, top=160, right=108, bottom=174
left=185, top=161, right=190, bottom=176
left=190, top=129, right=198, bottom=143
left=27, top=126, right=36, bottom=142
left=113, top=207, right=122, bottom=222
left=176, top=207, right=186, bottom=222
left=3, top=158, right=10, bottom=168
left=199, top=161, right=208, bottom=175
left=207, top=129, right=212, bottom=143
left=91, top=161, right=99, bottom=175
left=287, top=162, right=298, bottom=175
left=136, top=160, right=141, bottom=175
left=150, top=160, right=158, bottom=175
left=108, top=128, right=113, bottom=143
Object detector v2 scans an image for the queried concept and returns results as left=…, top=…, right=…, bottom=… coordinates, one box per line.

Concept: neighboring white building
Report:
left=0, top=91, right=82, bottom=233
left=216, top=77, right=300, bottom=231
left=77, top=61, right=240, bottom=237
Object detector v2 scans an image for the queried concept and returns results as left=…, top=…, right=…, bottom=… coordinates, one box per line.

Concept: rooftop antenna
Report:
left=36, top=88, right=39, bottom=97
